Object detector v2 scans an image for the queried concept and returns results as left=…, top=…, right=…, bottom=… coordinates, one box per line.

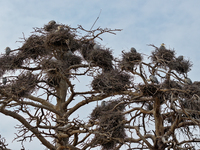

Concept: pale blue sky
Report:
left=1, top=0, right=200, bottom=149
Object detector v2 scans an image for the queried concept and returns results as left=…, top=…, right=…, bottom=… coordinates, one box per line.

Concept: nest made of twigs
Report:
left=41, top=59, right=68, bottom=87
left=20, top=35, right=48, bottom=59
left=0, top=54, right=24, bottom=74
left=44, top=22, right=59, bottom=32
left=181, top=99, right=200, bottom=119
left=90, top=100, right=126, bottom=150
left=91, top=69, right=131, bottom=93
left=62, top=54, right=82, bottom=68
left=91, top=100, right=125, bottom=120
left=139, top=84, right=160, bottom=97
left=88, top=48, right=113, bottom=72
left=151, top=46, right=175, bottom=66
left=162, top=80, right=182, bottom=89
left=9, top=72, right=38, bottom=97
left=45, top=28, right=80, bottom=52
left=182, top=82, right=200, bottom=99
left=168, top=59, right=192, bottom=74
left=119, top=51, right=142, bottom=71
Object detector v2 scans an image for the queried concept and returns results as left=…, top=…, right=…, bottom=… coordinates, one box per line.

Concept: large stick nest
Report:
left=45, top=28, right=81, bottom=52
left=168, top=59, right=192, bottom=74
left=20, top=35, right=48, bottom=59
left=139, top=84, right=160, bottom=97
left=91, top=69, right=131, bottom=93
left=90, top=100, right=126, bottom=150
left=182, top=82, right=200, bottom=99
left=181, top=99, right=200, bottom=119
left=119, top=51, right=142, bottom=71
left=89, top=48, right=113, bottom=72
left=0, top=54, right=24, bottom=76
left=151, top=46, right=175, bottom=66
left=41, top=59, right=69, bottom=87
left=5, top=72, right=38, bottom=97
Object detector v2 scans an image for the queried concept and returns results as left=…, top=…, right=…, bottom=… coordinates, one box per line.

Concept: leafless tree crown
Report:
left=0, top=21, right=199, bottom=150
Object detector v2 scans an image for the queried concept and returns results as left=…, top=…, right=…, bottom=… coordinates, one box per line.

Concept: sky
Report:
left=1, top=0, right=200, bottom=149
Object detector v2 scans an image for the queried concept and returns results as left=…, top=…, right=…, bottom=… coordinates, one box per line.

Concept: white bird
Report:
left=184, top=78, right=192, bottom=85
left=48, top=20, right=56, bottom=26
left=5, top=47, right=11, bottom=55
left=130, top=47, right=137, bottom=53
left=56, top=25, right=64, bottom=32
left=2, top=77, right=7, bottom=85
left=93, top=44, right=100, bottom=50
left=149, top=75, right=159, bottom=84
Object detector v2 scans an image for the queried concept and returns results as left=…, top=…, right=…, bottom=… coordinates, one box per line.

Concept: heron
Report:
left=48, top=20, right=56, bottom=26
left=184, top=77, right=192, bottom=85
left=93, top=44, right=100, bottom=50
left=2, top=77, right=7, bottom=85
left=5, top=47, right=11, bottom=55
left=177, top=55, right=183, bottom=61
left=101, top=101, right=106, bottom=107
left=130, top=47, right=137, bottom=53
left=149, top=75, right=159, bottom=84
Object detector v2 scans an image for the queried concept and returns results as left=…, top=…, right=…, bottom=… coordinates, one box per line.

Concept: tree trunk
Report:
left=153, top=96, right=165, bottom=150
left=55, top=78, right=68, bottom=149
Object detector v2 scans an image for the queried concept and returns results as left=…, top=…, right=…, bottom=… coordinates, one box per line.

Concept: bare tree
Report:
left=0, top=21, right=200, bottom=150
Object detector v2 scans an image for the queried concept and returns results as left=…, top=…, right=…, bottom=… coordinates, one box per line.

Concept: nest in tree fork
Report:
left=181, top=99, right=200, bottom=119
left=4, top=72, right=38, bottom=97
left=91, top=69, right=131, bottom=93
left=151, top=46, right=175, bottom=66
left=90, top=100, right=126, bottom=150
left=0, top=54, right=24, bottom=75
left=45, top=28, right=81, bottom=52
left=139, top=84, right=160, bottom=97
left=20, top=35, right=48, bottom=59
left=119, top=51, right=142, bottom=71
left=88, top=48, right=113, bottom=72
left=182, top=82, right=200, bottom=99
left=168, top=59, right=192, bottom=74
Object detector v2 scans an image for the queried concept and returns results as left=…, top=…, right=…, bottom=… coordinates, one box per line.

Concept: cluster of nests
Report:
left=90, top=100, right=126, bottom=150
left=1, top=20, right=81, bottom=65
left=151, top=44, right=192, bottom=74
left=91, top=69, right=131, bottom=93
left=2, top=72, right=38, bottom=97
left=119, top=47, right=143, bottom=71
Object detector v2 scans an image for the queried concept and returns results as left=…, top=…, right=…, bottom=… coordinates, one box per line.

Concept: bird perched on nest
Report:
left=2, top=77, right=7, bottom=85
left=5, top=47, right=11, bottom=55
left=130, top=47, right=137, bottom=53
left=177, top=55, right=184, bottom=61
left=48, top=20, right=56, bottom=26
left=93, top=44, right=101, bottom=50
left=56, top=25, right=64, bottom=32
left=149, top=75, right=159, bottom=84
left=101, top=101, right=106, bottom=107
left=159, top=43, right=166, bottom=51
left=184, top=77, right=192, bottom=85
